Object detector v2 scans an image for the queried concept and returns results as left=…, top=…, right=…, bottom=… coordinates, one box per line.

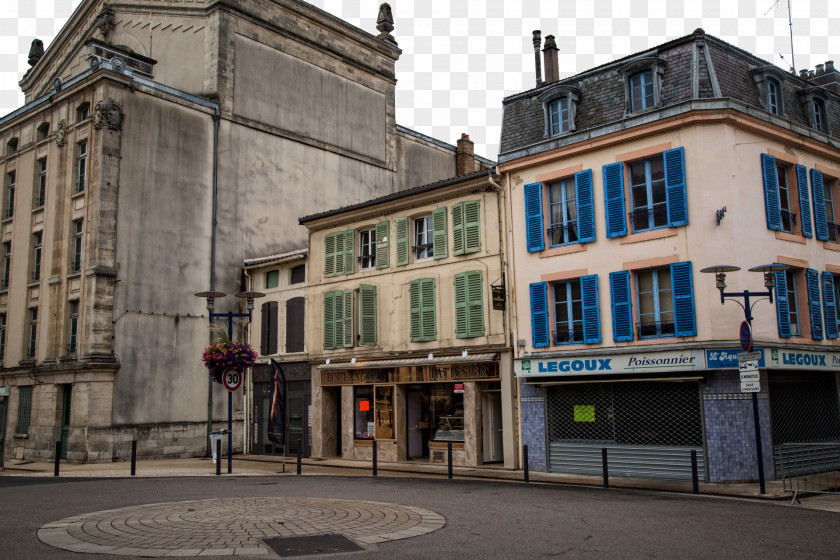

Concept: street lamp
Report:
left=700, top=263, right=788, bottom=494
left=195, top=289, right=265, bottom=473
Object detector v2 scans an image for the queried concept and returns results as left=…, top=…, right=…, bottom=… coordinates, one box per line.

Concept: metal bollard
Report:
left=130, top=440, right=137, bottom=476
left=691, top=450, right=699, bottom=494
left=372, top=440, right=378, bottom=477
left=447, top=441, right=453, bottom=480
left=601, top=448, right=609, bottom=489
left=523, top=444, right=530, bottom=483
left=215, top=439, right=221, bottom=476
left=54, top=441, right=61, bottom=476
left=296, top=439, right=302, bottom=475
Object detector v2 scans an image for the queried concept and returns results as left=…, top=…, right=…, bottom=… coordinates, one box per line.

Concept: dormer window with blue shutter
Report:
left=524, top=169, right=595, bottom=253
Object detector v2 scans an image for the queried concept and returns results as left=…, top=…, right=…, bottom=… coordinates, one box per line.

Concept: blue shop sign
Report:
left=706, top=348, right=766, bottom=369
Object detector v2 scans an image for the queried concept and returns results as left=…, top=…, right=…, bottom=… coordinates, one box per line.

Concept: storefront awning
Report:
left=317, top=353, right=498, bottom=371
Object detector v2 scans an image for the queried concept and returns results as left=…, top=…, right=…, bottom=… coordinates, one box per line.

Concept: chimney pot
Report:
left=826, top=60, right=835, bottom=72
left=533, top=30, right=542, bottom=87
left=809, top=70, right=815, bottom=78
left=542, top=35, right=559, bottom=84
left=816, top=63, right=825, bottom=74
left=456, top=133, right=476, bottom=176
left=800, top=69, right=810, bottom=78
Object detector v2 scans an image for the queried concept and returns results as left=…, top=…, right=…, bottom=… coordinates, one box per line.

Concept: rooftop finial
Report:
left=28, top=39, right=44, bottom=67
left=376, top=3, right=397, bottom=45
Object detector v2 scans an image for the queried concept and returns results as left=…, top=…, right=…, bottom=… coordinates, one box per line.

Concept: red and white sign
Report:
left=222, top=369, right=243, bottom=392
left=453, top=383, right=464, bottom=394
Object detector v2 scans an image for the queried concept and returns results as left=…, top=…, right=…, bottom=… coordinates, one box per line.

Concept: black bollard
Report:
left=296, top=439, right=302, bottom=476
left=601, top=448, right=609, bottom=489
left=54, top=441, right=61, bottom=476
left=447, top=441, right=453, bottom=480
left=372, top=440, right=378, bottom=477
left=523, top=444, right=530, bottom=483
left=215, top=439, right=221, bottom=476
left=130, top=440, right=137, bottom=476
left=691, top=450, right=699, bottom=494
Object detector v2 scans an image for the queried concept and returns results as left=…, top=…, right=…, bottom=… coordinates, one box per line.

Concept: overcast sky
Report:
left=1, top=0, right=839, bottom=159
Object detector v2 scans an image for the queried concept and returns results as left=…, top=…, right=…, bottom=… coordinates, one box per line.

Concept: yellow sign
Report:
left=574, top=405, right=595, bottom=422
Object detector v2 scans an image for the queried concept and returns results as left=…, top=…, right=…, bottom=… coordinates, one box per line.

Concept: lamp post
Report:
left=195, top=289, right=265, bottom=473
left=700, top=263, right=789, bottom=494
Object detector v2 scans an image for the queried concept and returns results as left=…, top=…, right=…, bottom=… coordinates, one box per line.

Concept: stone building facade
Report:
left=0, top=0, right=464, bottom=463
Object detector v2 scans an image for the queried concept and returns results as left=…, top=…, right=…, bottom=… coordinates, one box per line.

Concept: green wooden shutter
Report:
left=432, top=208, right=448, bottom=259
left=375, top=220, right=390, bottom=269
left=454, top=273, right=467, bottom=337
left=324, top=234, right=336, bottom=277
left=333, top=290, right=345, bottom=347
left=323, top=291, right=335, bottom=349
left=409, top=280, right=421, bottom=341
left=344, top=229, right=354, bottom=275
left=343, top=289, right=354, bottom=347
left=359, top=284, right=377, bottom=345
left=420, top=278, right=436, bottom=341
left=452, top=203, right=465, bottom=255
left=466, top=271, right=484, bottom=337
left=396, top=217, right=409, bottom=266
left=463, top=201, right=481, bottom=254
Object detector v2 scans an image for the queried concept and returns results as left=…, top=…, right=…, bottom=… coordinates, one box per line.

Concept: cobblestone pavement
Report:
left=37, top=497, right=445, bottom=557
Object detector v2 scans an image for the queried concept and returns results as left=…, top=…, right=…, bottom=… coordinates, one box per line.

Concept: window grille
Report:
left=16, top=386, right=32, bottom=434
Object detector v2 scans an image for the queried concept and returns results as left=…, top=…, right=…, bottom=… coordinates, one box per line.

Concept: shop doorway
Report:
left=253, top=380, right=311, bottom=457
left=59, top=385, right=72, bottom=459
left=407, top=387, right=431, bottom=459
left=0, top=392, right=7, bottom=471
left=482, top=391, right=504, bottom=463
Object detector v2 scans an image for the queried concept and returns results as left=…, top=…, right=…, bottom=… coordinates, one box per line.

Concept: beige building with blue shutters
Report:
left=501, top=29, right=840, bottom=483
left=300, top=144, right=520, bottom=468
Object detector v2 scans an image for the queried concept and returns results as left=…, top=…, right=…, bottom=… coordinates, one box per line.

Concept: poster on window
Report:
left=268, top=359, right=286, bottom=445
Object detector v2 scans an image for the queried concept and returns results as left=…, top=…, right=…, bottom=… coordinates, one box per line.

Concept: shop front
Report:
left=251, top=361, right=311, bottom=457
left=315, top=354, right=502, bottom=466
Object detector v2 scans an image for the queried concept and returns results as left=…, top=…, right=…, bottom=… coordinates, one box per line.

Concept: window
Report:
left=810, top=169, right=836, bottom=242
left=553, top=280, right=582, bottom=344
left=430, top=384, right=464, bottom=442
left=530, top=276, right=601, bottom=348
left=800, top=89, right=831, bottom=135
left=31, top=231, right=42, bottom=282
left=15, top=386, right=32, bottom=435
left=761, top=155, right=811, bottom=236
left=260, top=301, right=278, bottom=355
left=0, top=313, right=6, bottom=362
left=71, top=219, right=83, bottom=272
left=76, top=141, right=87, bottom=193
left=76, top=102, right=90, bottom=122
left=68, top=301, right=79, bottom=355
left=1, top=241, right=10, bottom=289
left=774, top=269, right=801, bottom=337
left=37, top=122, right=50, bottom=140
left=524, top=170, right=595, bottom=252
left=609, top=262, right=696, bottom=342
left=776, top=164, right=794, bottom=233
left=265, top=270, right=279, bottom=289
left=602, top=147, right=688, bottom=238
left=324, top=287, right=376, bottom=350
left=824, top=178, right=837, bottom=243
left=354, top=386, right=374, bottom=439
left=359, top=228, right=376, bottom=269
left=454, top=271, right=484, bottom=339
left=548, top=97, right=569, bottom=135
left=36, top=158, right=47, bottom=207
left=27, top=307, right=38, bottom=358
left=413, top=216, right=434, bottom=260
left=767, top=78, right=781, bottom=115
left=629, top=70, right=654, bottom=112
left=285, top=296, right=305, bottom=352
left=813, top=99, right=828, bottom=134
left=5, top=170, right=15, bottom=219
left=290, top=264, right=305, bottom=284
left=374, top=386, right=394, bottom=439
left=409, top=278, right=436, bottom=342
left=6, top=137, right=18, bottom=155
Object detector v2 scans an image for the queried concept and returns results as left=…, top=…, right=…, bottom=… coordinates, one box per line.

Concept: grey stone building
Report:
left=0, top=0, right=464, bottom=463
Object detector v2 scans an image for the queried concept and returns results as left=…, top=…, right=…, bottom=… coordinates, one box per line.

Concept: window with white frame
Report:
left=71, top=219, right=83, bottom=272
left=548, top=97, right=570, bottom=135
left=36, top=158, right=47, bottom=207
left=775, top=163, right=795, bottom=233
left=31, top=231, right=42, bottom=283
left=359, top=228, right=376, bottom=269
left=767, top=78, right=781, bottom=115
left=553, top=280, right=583, bottom=344
left=775, top=269, right=801, bottom=337
left=547, top=178, right=578, bottom=246
left=636, top=268, right=675, bottom=338
left=413, top=216, right=434, bottom=260
left=629, top=156, right=667, bottom=232
left=629, top=70, right=654, bottom=112
left=813, top=99, right=828, bottom=134
left=76, top=140, right=87, bottom=193
left=825, top=177, right=837, bottom=243
left=68, top=300, right=79, bottom=355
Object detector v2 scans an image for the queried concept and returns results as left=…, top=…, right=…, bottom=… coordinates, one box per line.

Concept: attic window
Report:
left=76, top=103, right=90, bottom=122
left=750, top=65, right=787, bottom=117
left=620, top=57, right=666, bottom=115
left=37, top=123, right=50, bottom=141
left=538, top=84, right=580, bottom=137
left=6, top=138, right=18, bottom=155
left=799, top=87, right=831, bottom=135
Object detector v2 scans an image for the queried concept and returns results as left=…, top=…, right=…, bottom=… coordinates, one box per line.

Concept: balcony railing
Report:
left=554, top=327, right=584, bottom=345
left=637, top=321, right=676, bottom=338
left=358, top=254, right=376, bottom=268
left=629, top=204, right=667, bottom=231
left=414, top=243, right=433, bottom=259
left=70, top=258, right=82, bottom=273
left=547, top=223, right=578, bottom=245
left=780, top=210, right=797, bottom=231
left=828, top=220, right=839, bottom=242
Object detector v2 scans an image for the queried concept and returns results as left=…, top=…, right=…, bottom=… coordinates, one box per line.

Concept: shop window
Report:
left=290, top=264, right=305, bottom=284
left=524, top=170, right=595, bottom=252
left=15, top=385, right=32, bottom=434
left=266, top=270, right=279, bottom=289
left=35, top=158, right=47, bottom=207
left=374, top=386, right=394, bottom=439
left=430, top=384, right=464, bottom=442
left=602, top=148, right=687, bottom=239
left=260, top=301, right=278, bottom=355
left=4, top=170, right=15, bottom=219
left=811, top=169, right=838, bottom=243
left=358, top=228, right=376, bottom=269
left=824, top=272, right=840, bottom=339
left=454, top=271, right=484, bottom=339
left=761, top=155, right=812, bottom=237
left=285, top=296, right=305, bottom=353
left=774, top=269, right=801, bottom=338
left=409, top=278, right=436, bottom=342
left=354, top=386, right=374, bottom=439
left=609, top=262, right=696, bottom=342
left=67, top=300, right=79, bottom=355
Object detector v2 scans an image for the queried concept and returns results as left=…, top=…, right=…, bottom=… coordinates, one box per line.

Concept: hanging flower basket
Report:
left=202, top=341, right=257, bottom=383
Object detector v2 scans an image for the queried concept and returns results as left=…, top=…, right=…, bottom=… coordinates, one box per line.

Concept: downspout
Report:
left=243, top=268, right=252, bottom=455
left=207, top=104, right=220, bottom=456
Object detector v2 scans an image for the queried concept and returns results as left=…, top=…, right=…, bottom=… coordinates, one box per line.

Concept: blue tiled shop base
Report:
left=520, top=380, right=546, bottom=472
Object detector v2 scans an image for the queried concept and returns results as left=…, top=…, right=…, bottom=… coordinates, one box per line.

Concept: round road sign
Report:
left=739, top=321, right=752, bottom=352
left=222, top=369, right=243, bottom=392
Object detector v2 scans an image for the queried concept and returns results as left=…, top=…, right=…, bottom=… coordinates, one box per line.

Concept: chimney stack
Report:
left=456, top=133, right=476, bottom=176
left=542, top=35, right=559, bottom=84
left=811, top=60, right=840, bottom=94
left=533, top=30, right=542, bottom=87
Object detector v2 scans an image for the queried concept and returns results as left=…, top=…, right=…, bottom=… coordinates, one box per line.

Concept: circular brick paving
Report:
left=38, top=497, right=445, bottom=557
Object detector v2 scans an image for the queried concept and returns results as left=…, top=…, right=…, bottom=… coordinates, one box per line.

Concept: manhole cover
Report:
left=264, top=534, right=364, bottom=557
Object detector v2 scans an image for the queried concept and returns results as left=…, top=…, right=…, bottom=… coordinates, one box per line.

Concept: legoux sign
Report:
left=515, top=350, right=704, bottom=378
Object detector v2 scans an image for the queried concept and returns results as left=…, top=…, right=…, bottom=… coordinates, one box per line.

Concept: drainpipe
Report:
left=207, top=105, right=220, bottom=457
left=243, top=268, right=252, bottom=455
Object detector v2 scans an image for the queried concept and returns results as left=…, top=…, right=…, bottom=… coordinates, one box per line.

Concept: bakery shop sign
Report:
left=322, top=363, right=499, bottom=386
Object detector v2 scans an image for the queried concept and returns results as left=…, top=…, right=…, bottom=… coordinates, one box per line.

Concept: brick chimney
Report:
left=533, top=30, right=543, bottom=87
left=542, top=35, right=559, bottom=83
left=456, top=133, right=476, bottom=176
left=811, top=60, right=840, bottom=94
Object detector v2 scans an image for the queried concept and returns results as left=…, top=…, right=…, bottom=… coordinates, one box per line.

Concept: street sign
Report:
left=739, top=321, right=752, bottom=352
left=738, top=351, right=762, bottom=363
left=222, top=369, right=243, bottom=392
left=740, top=371, right=760, bottom=382
left=739, top=360, right=758, bottom=372
left=741, top=381, right=760, bottom=393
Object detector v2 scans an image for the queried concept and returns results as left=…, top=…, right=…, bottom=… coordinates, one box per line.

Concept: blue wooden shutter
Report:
left=806, top=269, right=823, bottom=340
left=575, top=170, right=596, bottom=243
left=761, top=154, right=781, bottom=231
left=663, top=147, right=688, bottom=227
left=774, top=270, right=791, bottom=338
left=811, top=169, right=829, bottom=241
left=823, top=271, right=839, bottom=339
left=524, top=182, right=544, bottom=252
left=603, top=162, right=627, bottom=238
left=609, top=270, right=634, bottom=341
left=529, top=282, right=550, bottom=347
left=581, top=274, right=601, bottom=344
left=796, top=165, right=813, bottom=238
left=671, top=261, right=697, bottom=337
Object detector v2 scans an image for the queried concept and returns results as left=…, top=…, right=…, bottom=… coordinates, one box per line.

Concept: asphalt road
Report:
left=1, top=475, right=838, bottom=559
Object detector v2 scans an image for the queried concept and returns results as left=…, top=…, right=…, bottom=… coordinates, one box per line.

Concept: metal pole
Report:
left=523, top=444, right=530, bottom=483
left=215, top=439, right=221, bottom=476
left=744, top=313, right=766, bottom=495
left=54, top=441, right=61, bottom=476
left=372, top=439, right=378, bottom=477
left=447, top=441, right=453, bottom=479
left=297, top=439, right=302, bottom=475
left=227, top=313, right=233, bottom=475
left=131, top=440, right=137, bottom=476
left=691, top=450, right=699, bottom=494
left=601, top=448, right=609, bottom=488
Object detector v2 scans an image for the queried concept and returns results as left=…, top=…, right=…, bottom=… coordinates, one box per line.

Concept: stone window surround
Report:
left=799, top=87, right=831, bottom=135
left=750, top=65, right=788, bottom=117
left=619, top=56, right=667, bottom=116
left=537, top=83, right=581, bottom=137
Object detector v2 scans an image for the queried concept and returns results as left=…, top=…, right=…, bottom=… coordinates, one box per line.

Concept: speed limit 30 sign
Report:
left=222, top=369, right=243, bottom=392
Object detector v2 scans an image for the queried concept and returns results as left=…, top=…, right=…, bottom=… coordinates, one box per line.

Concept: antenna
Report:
left=787, top=0, right=795, bottom=74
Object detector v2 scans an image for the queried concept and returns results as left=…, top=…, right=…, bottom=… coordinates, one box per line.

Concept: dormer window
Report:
left=620, top=57, right=666, bottom=115
left=548, top=98, right=569, bottom=135
left=538, top=84, right=580, bottom=137
left=629, top=71, right=654, bottom=112
left=750, top=65, right=787, bottom=117
left=767, top=78, right=781, bottom=115
left=799, top=87, right=831, bottom=135
left=76, top=103, right=90, bottom=122
left=813, top=98, right=828, bottom=133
